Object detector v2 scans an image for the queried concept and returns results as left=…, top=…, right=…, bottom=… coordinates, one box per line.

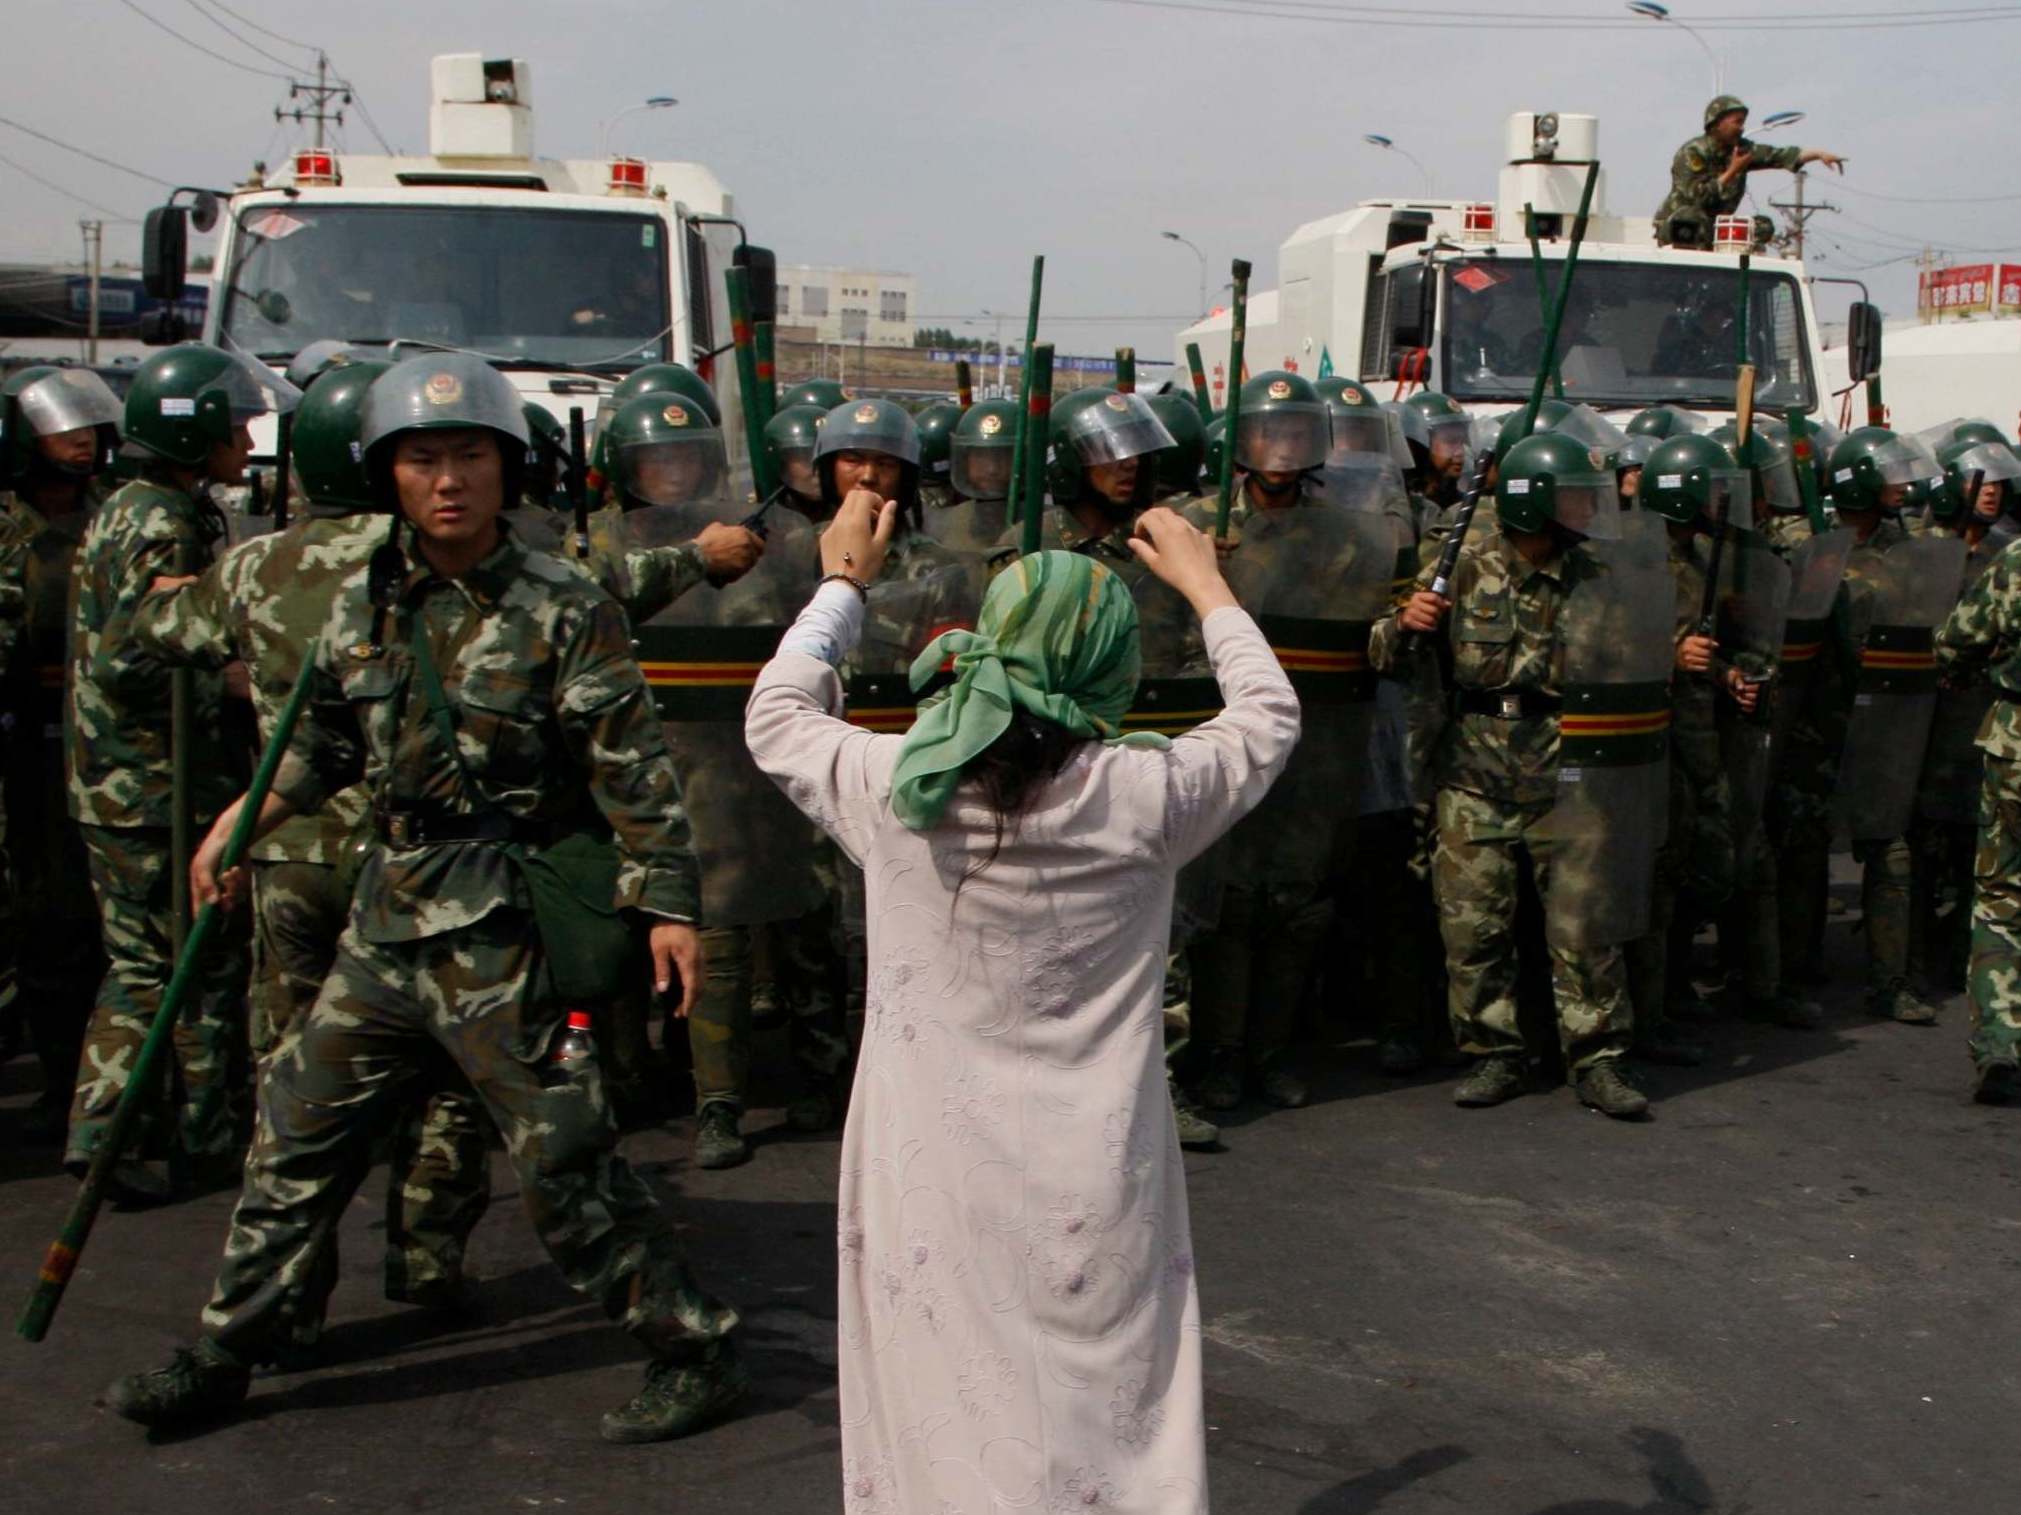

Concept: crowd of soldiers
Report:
left=5, top=330, right=2021, bottom=1438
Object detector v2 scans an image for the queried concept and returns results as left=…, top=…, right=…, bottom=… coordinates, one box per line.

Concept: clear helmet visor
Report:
left=1552, top=403, right=1632, bottom=458
left=774, top=443, right=820, bottom=500
left=1615, top=435, right=1659, bottom=469
left=1384, top=399, right=1427, bottom=449
left=951, top=438, right=1015, bottom=501
left=1536, top=468, right=1622, bottom=539
left=1954, top=441, right=2021, bottom=485
left=1756, top=454, right=1803, bottom=513
left=215, top=349, right=302, bottom=423
left=1059, top=391, right=1176, bottom=467
left=1315, top=454, right=1409, bottom=514
left=16, top=368, right=123, bottom=438
left=1236, top=404, right=1328, bottom=473
left=813, top=402, right=921, bottom=466
left=615, top=434, right=729, bottom=508
left=1326, top=406, right=1411, bottom=471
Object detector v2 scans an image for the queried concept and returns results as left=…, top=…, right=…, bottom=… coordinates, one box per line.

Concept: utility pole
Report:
left=277, top=51, right=350, bottom=150
left=1768, top=170, right=1837, bottom=262
left=79, top=219, right=102, bottom=364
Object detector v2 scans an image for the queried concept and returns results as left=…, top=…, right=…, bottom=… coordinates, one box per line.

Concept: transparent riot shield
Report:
left=843, top=557, right=975, bottom=732
left=625, top=499, right=825, bottom=926
left=1221, top=499, right=1400, bottom=886
left=1712, top=528, right=1794, bottom=864
left=1836, top=534, right=1969, bottom=843
left=1534, top=510, right=1674, bottom=949
left=922, top=495, right=1015, bottom=605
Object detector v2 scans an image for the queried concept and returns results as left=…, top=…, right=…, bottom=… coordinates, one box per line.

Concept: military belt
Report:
left=633, top=622, right=787, bottom=722
left=1255, top=613, right=1376, bottom=705
left=1456, top=687, right=1562, bottom=720
left=374, top=808, right=551, bottom=848
left=1857, top=624, right=1938, bottom=695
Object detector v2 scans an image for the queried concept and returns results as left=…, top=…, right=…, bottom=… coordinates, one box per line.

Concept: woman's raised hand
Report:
left=821, top=488, right=898, bottom=584
left=1130, top=507, right=1237, bottom=616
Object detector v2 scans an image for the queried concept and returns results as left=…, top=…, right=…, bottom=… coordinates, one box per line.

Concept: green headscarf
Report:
left=890, top=549, right=1167, bottom=830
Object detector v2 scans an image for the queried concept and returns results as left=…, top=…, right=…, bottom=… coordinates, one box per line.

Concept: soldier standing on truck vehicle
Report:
left=1654, top=97, right=1845, bottom=248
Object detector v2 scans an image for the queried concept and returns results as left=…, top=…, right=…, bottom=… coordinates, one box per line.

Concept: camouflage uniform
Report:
left=1370, top=519, right=1634, bottom=1071
left=197, top=524, right=736, bottom=1364
left=131, top=508, right=491, bottom=1332
left=1911, top=522, right=2003, bottom=986
left=1652, top=133, right=1802, bottom=246
left=0, top=488, right=106, bottom=1123
left=1936, top=540, right=2021, bottom=1072
left=64, top=473, right=247, bottom=1170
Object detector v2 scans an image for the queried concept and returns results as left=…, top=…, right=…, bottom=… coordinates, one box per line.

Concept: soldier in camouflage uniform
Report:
left=1935, top=508, right=2021, bottom=1102
left=131, top=357, right=492, bottom=1346
left=105, top=353, right=744, bottom=1443
left=1653, top=96, right=1844, bottom=248
left=64, top=345, right=294, bottom=1196
left=765, top=401, right=831, bottom=522
left=1911, top=438, right=2021, bottom=989
left=1374, top=430, right=1655, bottom=1119
left=0, top=366, right=121, bottom=1139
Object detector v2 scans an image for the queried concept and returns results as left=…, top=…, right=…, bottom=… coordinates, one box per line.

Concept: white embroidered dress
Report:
left=747, top=594, right=1300, bottom=1515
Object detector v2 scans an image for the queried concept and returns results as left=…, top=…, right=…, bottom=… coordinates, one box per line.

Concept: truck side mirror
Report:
left=1847, top=301, right=1882, bottom=384
left=734, top=244, right=777, bottom=324
left=1387, top=263, right=1427, bottom=353
left=142, top=205, right=188, bottom=302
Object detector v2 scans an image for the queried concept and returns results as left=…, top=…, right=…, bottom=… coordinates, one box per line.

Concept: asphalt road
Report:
left=4, top=908, right=2018, bottom=1513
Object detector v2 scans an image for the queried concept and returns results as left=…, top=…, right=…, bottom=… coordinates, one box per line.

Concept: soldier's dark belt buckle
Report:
left=1498, top=692, right=1524, bottom=719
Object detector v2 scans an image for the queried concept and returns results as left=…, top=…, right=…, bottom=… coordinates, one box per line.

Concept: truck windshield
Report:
left=218, top=203, right=670, bottom=369
left=1440, top=258, right=1814, bottom=411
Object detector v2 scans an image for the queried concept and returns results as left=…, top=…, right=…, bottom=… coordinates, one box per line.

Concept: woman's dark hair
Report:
left=954, top=708, right=1082, bottom=891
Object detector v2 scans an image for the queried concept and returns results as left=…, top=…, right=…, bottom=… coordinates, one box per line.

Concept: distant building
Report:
left=775, top=264, right=914, bottom=349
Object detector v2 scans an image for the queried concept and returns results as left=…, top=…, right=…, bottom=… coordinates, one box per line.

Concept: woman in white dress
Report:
left=747, top=494, right=1300, bottom=1513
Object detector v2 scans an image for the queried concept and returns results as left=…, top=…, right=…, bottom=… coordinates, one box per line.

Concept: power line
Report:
left=182, top=0, right=306, bottom=74
left=199, top=0, right=318, bottom=54
left=0, top=113, right=174, bottom=187
left=1089, top=0, right=2021, bottom=28
left=1837, top=180, right=2021, bottom=206
left=344, top=83, right=398, bottom=155
left=0, top=151, right=138, bottom=222
left=1157, top=0, right=2021, bottom=15
left=113, top=0, right=292, bottom=80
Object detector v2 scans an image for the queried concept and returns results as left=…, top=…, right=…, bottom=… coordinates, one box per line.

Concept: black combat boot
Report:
left=1453, top=1055, right=1528, bottom=1108
left=600, top=1340, right=750, bottom=1444
left=1574, top=1060, right=1650, bottom=1119
left=103, top=1338, right=251, bottom=1428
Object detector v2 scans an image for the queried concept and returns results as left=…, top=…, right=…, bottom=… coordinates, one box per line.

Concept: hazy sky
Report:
left=4, top=0, right=2013, bottom=357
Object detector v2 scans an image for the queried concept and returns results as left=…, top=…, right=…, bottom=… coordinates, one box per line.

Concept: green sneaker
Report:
left=1453, top=1055, right=1528, bottom=1108
left=1573, top=1060, right=1650, bottom=1120
left=600, top=1343, right=750, bottom=1444
left=693, top=1102, right=750, bottom=1171
left=1168, top=1085, right=1221, bottom=1151
left=102, top=1338, right=250, bottom=1428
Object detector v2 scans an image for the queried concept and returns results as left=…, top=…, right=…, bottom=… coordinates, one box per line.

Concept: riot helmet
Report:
left=914, top=400, right=960, bottom=483
left=766, top=402, right=829, bottom=504
left=591, top=362, right=720, bottom=475
left=1234, top=371, right=1328, bottom=476
left=1316, top=378, right=1393, bottom=460
left=122, top=344, right=301, bottom=469
left=1640, top=433, right=1746, bottom=529
left=1625, top=404, right=1709, bottom=441
left=1401, top=389, right=1474, bottom=493
left=1493, top=398, right=1573, bottom=464
left=1, top=365, right=123, bottom=482
left=1935, top=438, right=2021, bottom=524
left=521, top=404, right=569, bottom=508
left=604, top=393, right=729, bottom=509
left=1145, top=392, right=1207, bottom=499
left=1948, top=418, right=2014, bottom=453
left=1709, top=419, right=1804, bottom=517
left=815, top=397, right=920, bottom=512
left=1495, top=431, right=1622, bottom=540
left=359, top=352, right=529, bottom=512
left=1046, top=387, right=1176, bottom=512
left=1826, top=428, right=1923, bottom=515
left=949, top=399, right=1018, bottom=502
left=284, top=340, right=372, bottom=391
left=781, top=378, right=850, bottom=413
left=288, top=358, right=390, bottom=513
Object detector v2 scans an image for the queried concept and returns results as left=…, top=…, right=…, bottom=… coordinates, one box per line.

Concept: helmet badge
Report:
left=662, top=403, right=690, bottom=427
left=424, top=371, right=464, bottom=407
left=853, top=403, right=879, bottom=424
left=1103, top=393, right=1130, bottom=411
left=979, top=414, right=1003, bottom=436
left=1267, top=379, right=1292, bottom=400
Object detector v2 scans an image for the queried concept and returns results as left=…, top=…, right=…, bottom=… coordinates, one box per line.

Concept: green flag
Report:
left=1317, top=345, right=1334, bottom=379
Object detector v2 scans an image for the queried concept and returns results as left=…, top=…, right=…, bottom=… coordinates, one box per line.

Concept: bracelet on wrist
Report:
left=821, top=571, right=871, bottom=600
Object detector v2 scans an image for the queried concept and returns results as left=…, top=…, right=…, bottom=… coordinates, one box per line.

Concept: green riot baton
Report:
left=1185, top=342, right=1213, bottom=424
left=1524, top=203, right=1565, bottom=401
left=1115, top=347, right=1136, bottom=394
left=955, top=359, right=974, bottom=412
left=568, top=406, right=591, bottom=563
left=271, top=412, right=294, bottom=532
left=1214, top=259, right=1253, bottom=539
left=1784, top=408, right=1831, bottom=535
left=170, top=535, right=196, bottom=957
left=1017, top=345, right=1056, bottom=557
left=1004, top=255, right=1046, bottom=531
left=726, top=265, right=777, bottom=506
left=754, top=319, right=778, bottom=426
left=19, top=642, right=324, bottom=1343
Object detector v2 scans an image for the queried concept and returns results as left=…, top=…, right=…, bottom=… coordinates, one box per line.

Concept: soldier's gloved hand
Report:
left=696, top=522, right=765, bottom=585
left=1397, top=590, right=1450, bottom=634
left=1676, top=633, right=1717, bottom=674
left=191, top=800, right=249, bottom=913
left=821, top=488, right=898, bottom=583
left=650, top=922, right=705, bottom=1019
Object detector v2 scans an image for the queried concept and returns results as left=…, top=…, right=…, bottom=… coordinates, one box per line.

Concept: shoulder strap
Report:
left=405, top=604, right=509, bottom=822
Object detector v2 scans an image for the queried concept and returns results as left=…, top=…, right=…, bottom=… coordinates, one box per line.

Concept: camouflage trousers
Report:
left=250, top=860, right=493, bottom=1337
left=201, top=906, right=738, bottom=1364
left=1432, top=786, right=1632, bottom=1071
left=689, top=911, right=850, bottom=1112
left=1189, top=881, right=1331, bottom=1070
left=68, top=823, right=247, bottom=1169
left=4, top=774, right=102, bottom=1110
left=1969, top=753, right=2021, bottom=1070
left=1850, top=834, right=1913, bottom=992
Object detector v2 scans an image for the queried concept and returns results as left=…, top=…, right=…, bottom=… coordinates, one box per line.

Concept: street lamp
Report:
left=598, top=95, right=679, bottom=159
left=1759, top=110, right=1805, bottom=132
left=1160, top=230, right=1208, bottom=319
left=1362, top=134, right=1432, bottom=195
left=1625, top=3, right=1721, bottom=96
left=980, top=308, right=1009, bottom=394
